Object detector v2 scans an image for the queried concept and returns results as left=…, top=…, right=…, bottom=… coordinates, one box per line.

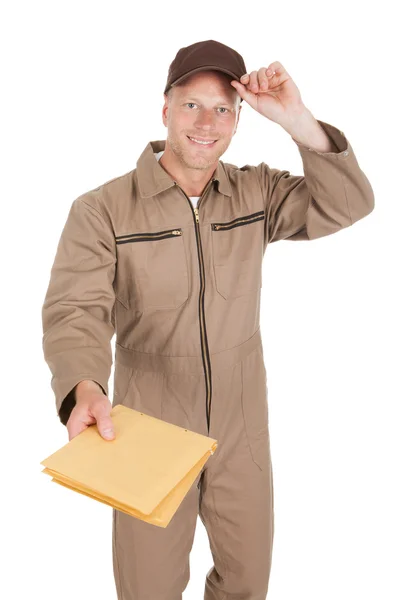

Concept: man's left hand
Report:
left=230, top=61, right=307, bottom=128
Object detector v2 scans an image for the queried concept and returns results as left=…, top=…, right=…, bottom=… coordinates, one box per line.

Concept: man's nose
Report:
left=195, top=109, right=217, bottom=129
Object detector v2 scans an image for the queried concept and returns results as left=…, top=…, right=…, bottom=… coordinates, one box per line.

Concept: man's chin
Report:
left=181, top=151, right=218, bottom=170
left=183, top=159, right=214, bottom=171
left=184, top=142, right=226, bottom=164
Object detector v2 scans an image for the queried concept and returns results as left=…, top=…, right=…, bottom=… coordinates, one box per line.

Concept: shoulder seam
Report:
left=79, top=198, right=105, bottom=220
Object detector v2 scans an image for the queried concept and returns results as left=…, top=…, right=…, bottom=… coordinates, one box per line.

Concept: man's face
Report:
left=162, top=71, right=241, bottom=171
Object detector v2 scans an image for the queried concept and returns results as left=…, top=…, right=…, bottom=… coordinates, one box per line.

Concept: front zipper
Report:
left=115, top=228, right=182, bottom=244
left=211, top=210, right=265, bottom=231
left=174, top=177, right=214, bottom=435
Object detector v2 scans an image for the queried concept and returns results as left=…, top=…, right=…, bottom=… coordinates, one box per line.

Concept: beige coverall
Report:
left=41, top=119, right=374, bottom=599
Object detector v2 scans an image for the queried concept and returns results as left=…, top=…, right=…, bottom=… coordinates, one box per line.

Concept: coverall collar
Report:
left=136, top=140, right=232, bottom=198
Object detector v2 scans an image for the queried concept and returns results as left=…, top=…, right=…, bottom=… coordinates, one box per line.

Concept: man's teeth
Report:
left=188, top=137, right=216, bottom=145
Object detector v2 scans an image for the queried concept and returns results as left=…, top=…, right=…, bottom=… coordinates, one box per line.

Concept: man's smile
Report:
left=187, top=135, right=218, bottom=148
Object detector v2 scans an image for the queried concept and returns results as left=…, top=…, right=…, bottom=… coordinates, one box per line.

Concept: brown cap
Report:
left=164, top=40, right=247, bottom=102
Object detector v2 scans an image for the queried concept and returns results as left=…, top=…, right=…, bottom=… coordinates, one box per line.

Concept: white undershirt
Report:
left=154, top=150, right=200, bottom=208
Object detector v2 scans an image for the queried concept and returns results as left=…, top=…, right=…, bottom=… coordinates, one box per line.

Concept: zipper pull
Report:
left=171, top=229, right=182, bottom=235
left=194, top=208, right=199, bottom=223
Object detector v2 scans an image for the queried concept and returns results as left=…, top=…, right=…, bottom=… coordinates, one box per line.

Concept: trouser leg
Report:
left=112, top=476, right=200, bottom=600
left=111, top=368, right=206, bottom=600
left=199, top=345, right=274, bottom=600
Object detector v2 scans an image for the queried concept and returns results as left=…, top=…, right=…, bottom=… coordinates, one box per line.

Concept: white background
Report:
left=2, top=1, right=408, bottom=598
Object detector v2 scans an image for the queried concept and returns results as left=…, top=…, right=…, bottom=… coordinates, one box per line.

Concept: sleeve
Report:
left=255, top=119, right=375, bottom=243
left=41, top=197, right=117, bottom=425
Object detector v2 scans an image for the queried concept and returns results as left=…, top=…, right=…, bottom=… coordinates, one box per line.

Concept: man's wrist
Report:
left=283, top=107, right=337, bottom=153
left=75, top=379, right=104, bottom=401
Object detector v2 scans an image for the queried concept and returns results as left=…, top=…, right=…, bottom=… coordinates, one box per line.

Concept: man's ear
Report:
left=162, top=94, right=169, bottom=128
left=233, top=104, right=241, bottom=134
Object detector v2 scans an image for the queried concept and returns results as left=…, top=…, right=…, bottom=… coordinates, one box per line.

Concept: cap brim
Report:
left=171, top=65, right=240, bottom=85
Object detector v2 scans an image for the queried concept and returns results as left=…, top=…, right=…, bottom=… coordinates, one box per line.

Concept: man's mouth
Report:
left=187, top=135, right=217, bottom=147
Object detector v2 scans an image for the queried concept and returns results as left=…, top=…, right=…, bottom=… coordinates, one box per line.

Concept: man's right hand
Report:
left=66, top=380, right=115, bottom=442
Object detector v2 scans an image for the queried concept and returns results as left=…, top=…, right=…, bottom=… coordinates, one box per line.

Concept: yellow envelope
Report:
left=41, top=404, right=218, bottom=528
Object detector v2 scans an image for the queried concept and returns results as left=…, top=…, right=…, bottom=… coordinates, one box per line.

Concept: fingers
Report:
left=239, top=61, right=283, bottom=94
left=248, top=70, right=259, bottom=93
left=240, top=69, right=269, bottom=93
left=258, top=67, right=269, bottom=91
left=67, top=418, right=89, bottom=442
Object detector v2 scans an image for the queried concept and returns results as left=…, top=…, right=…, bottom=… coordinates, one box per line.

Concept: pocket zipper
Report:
left=115, top=228, right=182, bottom=244
left=211, top=210, right=265, bottom=231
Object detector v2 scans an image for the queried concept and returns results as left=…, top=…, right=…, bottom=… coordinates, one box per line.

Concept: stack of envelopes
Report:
left=41, top=404, right=218, bottom=528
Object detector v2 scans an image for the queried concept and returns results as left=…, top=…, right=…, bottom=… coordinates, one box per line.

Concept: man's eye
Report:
left=185, top=103, right=228, bottom=112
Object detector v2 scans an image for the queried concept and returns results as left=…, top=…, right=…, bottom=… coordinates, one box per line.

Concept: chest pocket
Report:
left=114, top=227, right=189, bottom=310
left=211, top=210, right=265, bottom=300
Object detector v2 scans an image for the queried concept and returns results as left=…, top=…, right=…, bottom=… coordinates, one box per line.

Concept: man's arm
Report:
left=41, top=197, right=117, bottom=425
left=254, top=119, right=375, bottom=243
left=231, top=63, right=374, bottom=243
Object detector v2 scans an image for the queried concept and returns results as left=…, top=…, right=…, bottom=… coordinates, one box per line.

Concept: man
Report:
left=41, top=40, right=374, bottom=599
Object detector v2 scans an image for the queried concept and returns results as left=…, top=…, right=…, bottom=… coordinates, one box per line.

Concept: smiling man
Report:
left=159, top=70, right=242, bottom=196
left=41, top=40, right=375, bottom=599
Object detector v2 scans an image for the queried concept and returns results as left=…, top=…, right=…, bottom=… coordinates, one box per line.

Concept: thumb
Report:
left=99, top=417, right=115, bottom=440
left=93, top=403, right=116, bottom=440
left=230, top=80, right=257, bottom=106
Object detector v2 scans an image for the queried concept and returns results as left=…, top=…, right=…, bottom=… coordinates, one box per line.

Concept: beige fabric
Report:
left=41, top=119, right=374, bottom=598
